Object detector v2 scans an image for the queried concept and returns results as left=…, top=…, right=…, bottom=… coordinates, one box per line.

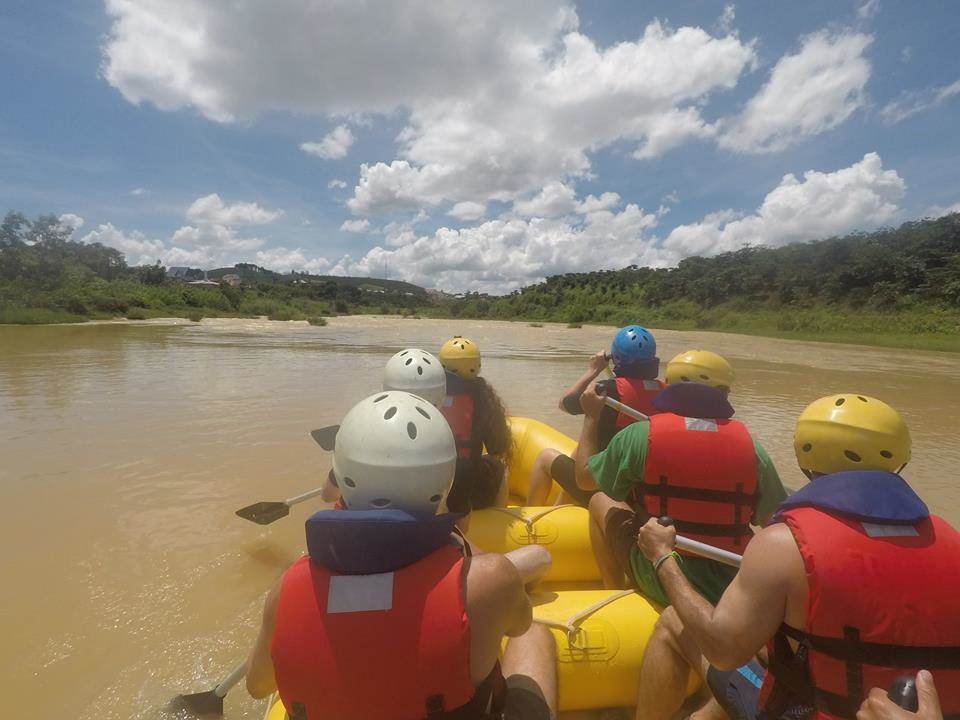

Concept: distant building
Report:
left=221, top=274, right=241, bottom=287
left=187, top=270, right=220, bottom=286
left=167, top=266, right=190, bottom=280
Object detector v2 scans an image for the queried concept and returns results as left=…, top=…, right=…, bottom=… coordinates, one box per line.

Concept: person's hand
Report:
left=638, top=517, right=677, bottom=563
left=857, top=672, right=942, bottom=720
left=587, top=351, right=609, bottom=375
left=579, top=382, right=607, bottom=419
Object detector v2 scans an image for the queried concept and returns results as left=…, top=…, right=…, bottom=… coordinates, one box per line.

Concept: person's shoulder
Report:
left=743, top=522, right=801, bottom=573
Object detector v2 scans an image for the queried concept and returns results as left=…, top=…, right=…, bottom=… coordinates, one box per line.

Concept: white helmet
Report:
left=382, top=349, right=447, bottom=407
left=333, top=391, right=457, bottom=514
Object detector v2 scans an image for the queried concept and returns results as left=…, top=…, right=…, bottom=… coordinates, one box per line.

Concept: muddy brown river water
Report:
left=1, top=316, right=958, bottom=719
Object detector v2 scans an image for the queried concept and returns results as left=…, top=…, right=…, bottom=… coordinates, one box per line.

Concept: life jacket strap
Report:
left=779, top=623, right=960, bottom=667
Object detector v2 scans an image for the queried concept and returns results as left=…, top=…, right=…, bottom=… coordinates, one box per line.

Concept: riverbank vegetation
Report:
left=0, top=211, right=427, bottom=325
left=2, top=209, right=959, bottom=351
left=429, top=213, right=960, bottom=352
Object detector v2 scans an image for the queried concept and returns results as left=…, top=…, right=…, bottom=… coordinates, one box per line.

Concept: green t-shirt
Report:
left=586, top=420, right=786, bottom=606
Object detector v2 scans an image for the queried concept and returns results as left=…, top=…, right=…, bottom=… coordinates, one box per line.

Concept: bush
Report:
left=567, top=322, right=583, bottom=328
left=125, top=307, right=149, bottom=320
left=268, top=307, right=303, bottom=321
left=307, top=316, right=327, bottom=326
left=528, top=322, right=543, bottom=328
left=186, top=310, right=203, bottom=322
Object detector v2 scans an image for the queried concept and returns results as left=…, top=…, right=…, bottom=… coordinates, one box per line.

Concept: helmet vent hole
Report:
left=417, top=366, right=423, bottom=375
left=681, top=375, right=690, bottom=382
left=835, top=398, right=845, bottom=406
left=407, top=422, right=418, bottom=439
left=430, top=493, right=442, bottom=502
left=880, top=450, right=893, bottom=459
left=844, top=450, right=862, bottom=463
left=400, top=351, right=408, bottom=356
left=699, top=374, right=709, bottom=380
left=802, top=443, right=812, bottom=452
left=343, top=476, right=356, bottom=488
left=371, top=498, right=391, bottom=508
left=404, top=358, right=413, bottom=366
left=374, top=394, right=389, bottom=402
left=416, top=406, right=431, bottom=419
left=857, top=396, right=867, bottom=402
left=423, top=357, right=431, bottom=364
left=384, top=406, right=398, bottom=419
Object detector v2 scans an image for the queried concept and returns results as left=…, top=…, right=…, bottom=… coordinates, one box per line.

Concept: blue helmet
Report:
left=611, top=325, right=656, bottom=366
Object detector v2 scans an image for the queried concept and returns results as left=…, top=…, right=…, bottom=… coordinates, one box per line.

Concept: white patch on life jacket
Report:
left=643, top=380, right=661, bottom=390
left=327, top=572, right=395, bottom=614
left=684, top=417, right=718, bottom=432
left=861, top=522, right=920, bottom=538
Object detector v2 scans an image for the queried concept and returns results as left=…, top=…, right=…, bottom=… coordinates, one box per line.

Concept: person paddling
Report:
left=246, top=391, right=557, bottom=720
left=438, top=336, right=513, bottom=518
left=636, top=394, right=960, bottom=720
left=527, top=325, right=663, bottom=505
left=575, top=349, right=785, bottom=600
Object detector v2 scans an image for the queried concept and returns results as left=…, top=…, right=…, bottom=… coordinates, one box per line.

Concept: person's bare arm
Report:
left=559, top=351, right=609, bottom=413
left=246, top=580, right=281, bottom=698
left=573, top=384, right=607, bottom=490
left=638, top=519, right=803, bottom=670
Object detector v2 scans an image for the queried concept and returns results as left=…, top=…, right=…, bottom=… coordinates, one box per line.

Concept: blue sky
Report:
left=2, top=0, right=959, bottom=292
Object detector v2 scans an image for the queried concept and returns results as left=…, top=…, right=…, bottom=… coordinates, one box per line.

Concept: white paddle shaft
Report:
left=675, top=536, right=743, bottom=568
left=285, top=486, right=326, bottom=507
left=602, top=395, right=650, bottom=422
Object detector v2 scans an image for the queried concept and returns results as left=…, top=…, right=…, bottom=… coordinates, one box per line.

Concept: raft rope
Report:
left=533, top=589, right=636, bottom=648
left=488, top=504, right=577, bottom=538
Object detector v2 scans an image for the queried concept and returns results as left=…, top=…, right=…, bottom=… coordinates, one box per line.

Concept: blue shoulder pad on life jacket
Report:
left=305, top=509, right=462, bottom=574
left=774, top=471, right=929, bottom=525
left=651, top=382, right=735, bottom=419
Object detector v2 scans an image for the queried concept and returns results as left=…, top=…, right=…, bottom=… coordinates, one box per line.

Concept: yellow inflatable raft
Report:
left=505, top=416, right=576, bottom=503
left=466, top=505, right=600, bottom=584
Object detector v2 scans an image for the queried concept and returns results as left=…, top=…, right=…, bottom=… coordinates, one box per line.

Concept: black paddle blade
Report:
left=169, top=690, right=224, bottom=717
left=310, top=425, right=339, bottom=451
left=235, top=501, right=290, bottom=525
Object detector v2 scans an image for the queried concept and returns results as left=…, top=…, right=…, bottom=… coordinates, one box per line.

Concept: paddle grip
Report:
left=888, top=675, right=919, bottom=712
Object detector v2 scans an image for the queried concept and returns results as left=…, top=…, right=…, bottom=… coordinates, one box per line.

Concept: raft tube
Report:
left=505, top=416, right=576, bottom=503
left=466, top=505, right=600, bottom=584
left=262, top=589, right=699, bottom=717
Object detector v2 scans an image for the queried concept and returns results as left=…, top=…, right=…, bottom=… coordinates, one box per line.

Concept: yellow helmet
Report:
left=794, top=394, right=911, bottom=475
left=439, top=336, right=481, bottom=380
left=665, top=350, right=734, bottom=392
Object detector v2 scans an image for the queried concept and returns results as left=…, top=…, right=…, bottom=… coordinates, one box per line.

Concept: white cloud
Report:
left=880, top=79, right=960, bottom=125
left=900, top=46, right=912, bottom=63
left=301, top=125, right=355, bottom=160
left=925, top=201, right=960, bottom=218
left=329, top=202, right=664, bottom=293
left=856, top=0, right=880, bottom=20
left=80, top=223, right=171, bottom=264
left=103, top=2, right=756, bottom=214
left=327, top=178, right=347, bottom=189
left=185, top=193, right=283, bottom=226
left=130, top=187, right=146, bottom=196
left=720, top=30, right=872, bottom=153
left=717, top=4, right=736, bottom=35
left=512, top=182, right=579, bottom=218
left=340, top=218, right=370, bottom=233
left=447, top=201, right=487, bottom=222
left=254, top=247, right=331, bottom=274
left=663, top=152, right=904, bottom=257
left=58, top=213, right=85, bottom=234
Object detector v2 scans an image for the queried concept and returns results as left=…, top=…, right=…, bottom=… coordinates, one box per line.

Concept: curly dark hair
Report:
left=474, top=377, right=514, bottom=465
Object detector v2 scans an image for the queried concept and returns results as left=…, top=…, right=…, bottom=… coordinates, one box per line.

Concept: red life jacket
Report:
left=271, top=544, right=478, bottom=720
left=613, top=376, right=665, bottom=429
left=441, top=391, right=476, bottom=461
left=759, top=506, right=960, bottom=720
left=632, top=412, right=758, bottom=553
